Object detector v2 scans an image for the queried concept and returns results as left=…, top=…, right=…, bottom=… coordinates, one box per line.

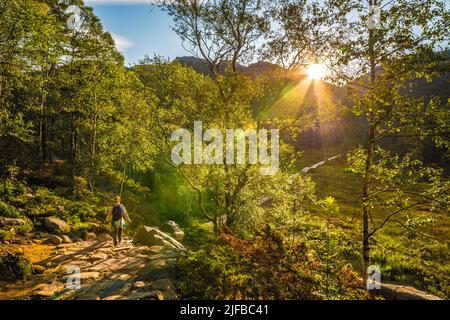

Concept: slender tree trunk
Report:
left=39, top=85, right=47, bottom=162
left=119, top=153, right=128, bottom=197
left=362, top=124, right=374, bottom=279
left=70, top=112, right=77, bottom=164
left=362, top=0, right=377, bottom=281
left=89, top=90, right=98, bottom=189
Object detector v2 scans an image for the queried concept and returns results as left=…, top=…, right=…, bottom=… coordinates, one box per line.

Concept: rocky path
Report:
left=0, top=232, right=184, bottom=300
left=300, top=154, right=342, bottom=173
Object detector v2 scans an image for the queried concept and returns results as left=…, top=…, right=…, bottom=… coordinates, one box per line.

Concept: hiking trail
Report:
left=0, top=226, right=184, bottom=300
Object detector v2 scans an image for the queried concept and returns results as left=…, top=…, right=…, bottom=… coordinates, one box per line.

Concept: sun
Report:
left=307, top=63, right=326, bottom=80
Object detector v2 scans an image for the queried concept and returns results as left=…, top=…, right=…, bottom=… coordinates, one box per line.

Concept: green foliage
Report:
left=182, top=222, right=217, bottom=249
left=307, top=153, right=450, bottom=298
left=0, top=0, right=448, bottom=301
left=177, top=224, right=366, bottom=299
left=347, top=146, right=449, bottom=236
left=0, top=200, right=20, bottom=218
left=0, top=229, right=12, bottom=242
left=372, top=235, right=450, bottom=299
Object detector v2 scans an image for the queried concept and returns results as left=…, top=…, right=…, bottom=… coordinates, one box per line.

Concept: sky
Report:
left=85, top=1, right=186, bottom=66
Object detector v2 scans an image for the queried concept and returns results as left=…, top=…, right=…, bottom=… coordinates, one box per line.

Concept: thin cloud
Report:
left=111, top=33, right=135, bottom=51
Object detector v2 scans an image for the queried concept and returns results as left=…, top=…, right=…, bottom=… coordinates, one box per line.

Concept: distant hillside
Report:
left=173, top=55, right=448, bottom=150
left=175, top=56, right=246, bottom=76
left=174, top=56, right=359, bottom=148
left=175, top=56, right=285, bottom=78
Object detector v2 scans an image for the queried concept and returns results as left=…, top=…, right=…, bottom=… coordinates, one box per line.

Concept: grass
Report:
left=299, top=147, right=450, bottom=298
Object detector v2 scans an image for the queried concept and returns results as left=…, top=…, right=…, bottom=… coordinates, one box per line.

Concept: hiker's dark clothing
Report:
left=110, top=203, right=129, bottom=246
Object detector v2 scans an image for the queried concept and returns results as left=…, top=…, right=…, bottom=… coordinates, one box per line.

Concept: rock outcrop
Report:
left=95, top=233, right=113, bottom=242
left=46, top=235, right=63, bottom=245
left=42, top=217, right=69, bottom=234
left=133, top=226, right=186, bottom=253
left=0, top=218, right=27, bottom=228
left=160, top=221, right=185, bottom=240
left=375, top=283, right=443, bottom=300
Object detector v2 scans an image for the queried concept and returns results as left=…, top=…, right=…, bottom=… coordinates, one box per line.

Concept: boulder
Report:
left=69, top=223, right=106, bottom=240
left=83, top=232, right=96, bottom=241
left=86, top=222, right=101, bottom=233
left=32, top=265, right=46, bottom=274
left=160, top=221, right=184, bottom=238
left=151, top=278, right=176, bottom=292
left=127, top=290, right=164, bottom=300
left=31, top=282, right=64, bottom=298
left=96, top=233, right=113, bottom=242
left=173, top=230, right=185, bottom=240
left=42, top=217, right=69, bottom=234
left=61, top=235, right=72, bottom=244
left=0, top=218, right=26, bottom=227
left=46, top=235, right=62, bottom=245
left=133, top=226, right=185, bottom=252
left=160, top=221, right=175, bottom=233
left=137, top=258, right=177, bottom=281
left=132, top=281, right=147, bottom=289
left=377, top=283, right=443, bottom=300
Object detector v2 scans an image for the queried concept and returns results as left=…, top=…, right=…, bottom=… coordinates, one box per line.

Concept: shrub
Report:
left=0, top=200, right=20, bottom=218
left=0, top=251, right=32, bottom=282
left=176, top=226, right=367, bottom=300
left=0, top=229, right=12, bottom=242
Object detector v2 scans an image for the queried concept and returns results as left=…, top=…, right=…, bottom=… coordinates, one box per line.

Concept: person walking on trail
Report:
left=108, top=196, right=131, bottom=246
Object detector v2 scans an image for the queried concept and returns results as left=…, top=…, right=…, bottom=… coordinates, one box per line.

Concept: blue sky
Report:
left=85, top=1, right=186, bottom=66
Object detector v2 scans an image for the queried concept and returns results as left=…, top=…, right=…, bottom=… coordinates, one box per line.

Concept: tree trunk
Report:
left=362, top=125, right=374, bottom=279
left=362, top=0, right=377, bottom=281
left=119, top=153, right=128, bottom=197
left=70, top=112, right=77, bottom=164
left=89, top=90, right=98, bottom=189
left=39, top=87, right=47, bottom=162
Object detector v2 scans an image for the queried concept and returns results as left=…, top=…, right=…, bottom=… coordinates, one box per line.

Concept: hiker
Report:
left=108, top=196, right=131, bottom=246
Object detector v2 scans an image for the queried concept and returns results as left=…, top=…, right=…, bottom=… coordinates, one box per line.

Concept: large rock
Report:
left=152, top=278, right=174, bottom=291
left=160, top=221, right=184, bottom=240
left=32, top=265, right=46, bottom=274
left=61, top=235, right=72, bottom=244
left=42, top=217, right=69, bottom=234
left=96, top=233, right=113, bottom=242
left=86, top=222, right=102, bottom=233
left=83, top=232, right=96, bottom=241
left=137, top=258, right=177, bottom=281
left=376, top=283, right=443, bottom=300
left=46, top=235, right=63, bottom=245
left=133, top=226, right=185, bottom=252
left=0, top=218, right=27, bottom=227
left=31, top=282, right=64, bottom=299
left=126, top=290, right=164, bottom=300
left=68, top=223, right=106, bottom=240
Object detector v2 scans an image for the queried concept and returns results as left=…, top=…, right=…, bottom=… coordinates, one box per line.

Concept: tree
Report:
left=0, top=0, right=155, bottom=192
left=269, top=0, right=449, bottom=281
left=162, top=0, right=269, bottom=76
left=322, top=0, right=448, bottom=279
left=159, top=1, right=301, bottom=233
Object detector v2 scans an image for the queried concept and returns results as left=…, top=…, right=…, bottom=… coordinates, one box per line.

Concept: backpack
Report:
left=112, top=204, right=123, bottom=221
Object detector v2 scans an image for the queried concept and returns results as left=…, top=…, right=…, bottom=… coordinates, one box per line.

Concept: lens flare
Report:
left=307, top=64, right=326, bottom=80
